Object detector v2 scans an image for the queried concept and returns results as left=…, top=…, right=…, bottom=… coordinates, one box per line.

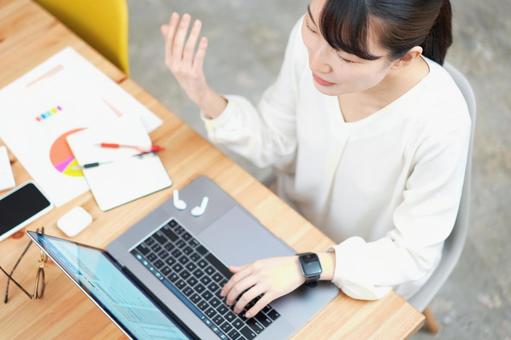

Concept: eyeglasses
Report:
left=0, top=227, right=47, bottom=303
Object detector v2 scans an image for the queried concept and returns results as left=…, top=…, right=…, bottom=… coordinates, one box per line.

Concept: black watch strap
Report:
left=297, top=252, right=322, bottom=287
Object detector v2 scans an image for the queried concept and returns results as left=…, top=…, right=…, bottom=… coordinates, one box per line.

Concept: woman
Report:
left=160, top=0, right=471, bottom=319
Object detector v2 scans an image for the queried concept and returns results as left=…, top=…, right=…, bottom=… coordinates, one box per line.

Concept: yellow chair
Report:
left=34, top=0, right=130, bottom=75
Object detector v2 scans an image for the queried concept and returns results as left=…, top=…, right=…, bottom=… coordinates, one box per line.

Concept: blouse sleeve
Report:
left=328, top=119, right=471, bottom=300
left=200, top=15, right=306, bottom=169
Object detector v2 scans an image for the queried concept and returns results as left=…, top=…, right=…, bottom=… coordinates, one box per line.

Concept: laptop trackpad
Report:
left=197, top=206, right=294, bottom=266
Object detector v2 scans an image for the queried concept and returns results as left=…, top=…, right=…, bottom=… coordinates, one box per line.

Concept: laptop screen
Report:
left=28, top=232, right=191, bottom=340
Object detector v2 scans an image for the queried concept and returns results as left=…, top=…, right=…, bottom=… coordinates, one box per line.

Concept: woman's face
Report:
left=302, top=0, right=395, bottom=96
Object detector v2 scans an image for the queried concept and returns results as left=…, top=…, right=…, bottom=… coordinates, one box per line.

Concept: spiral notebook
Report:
left=66, top=116, right=172, bottom=211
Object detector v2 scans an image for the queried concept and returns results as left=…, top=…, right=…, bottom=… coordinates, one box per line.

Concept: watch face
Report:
left=302, top=253, right=322, bottom=276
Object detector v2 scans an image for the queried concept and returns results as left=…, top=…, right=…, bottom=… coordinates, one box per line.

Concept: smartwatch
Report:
left=297, top=252, right=322, bottom=287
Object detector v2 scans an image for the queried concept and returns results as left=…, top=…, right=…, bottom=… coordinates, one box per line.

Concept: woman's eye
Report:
left=338, top=55, right=354, bottom=63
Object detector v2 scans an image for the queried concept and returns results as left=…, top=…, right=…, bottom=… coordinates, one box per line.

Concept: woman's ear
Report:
left=391, top=46, right=423, bottom=70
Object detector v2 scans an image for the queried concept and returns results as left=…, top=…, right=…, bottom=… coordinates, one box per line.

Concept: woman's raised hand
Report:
left=161, top=12, right=210, bottom=108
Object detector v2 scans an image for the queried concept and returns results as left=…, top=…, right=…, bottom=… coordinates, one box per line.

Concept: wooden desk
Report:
left=0, top=1, right=424, bottom=338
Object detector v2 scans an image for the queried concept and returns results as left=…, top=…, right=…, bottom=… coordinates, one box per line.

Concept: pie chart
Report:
left=49, top=128, right=85, bottom=177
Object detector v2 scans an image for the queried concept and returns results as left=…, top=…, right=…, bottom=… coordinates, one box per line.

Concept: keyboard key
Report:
left=171, top=249, right=182, bottom=258
left=162, top=226, right=178, bottom=241
left=190, top=293, right=201, bottom=304
left=168, top=272, right=179, bottom=282
left=147, top=253, right=157, bottom=262
left=208, top=282, right=220, bottom=293
left=183, top=246, right=193, bottom=255
left=205, top=307, right=217, bottom=318
left=202, top=290, right=213, bottom=301
left=164, top=243, right=174, bottom=251
left=246, top=318, right=264, bottom=334
left=136, top=244, right=150, bottom=255
left=212, top=273, right=223, bottom=282
left=266, top=309, right=280, bottom=321
left=179, top=256, right=190, bottom=265
left=186, top=262, right=197, bottom=272
left=165, top=257, right=176, bottom=266
left=180, top=270, right=191, bottom=280
left=197, top=259, right=208, bottom=268
left=196, top=245, right=208, bottom=255
left=176, top=240, right=186, bottom=248
left=232, top=318, right=244, bottom=329
left=209, top=297, right=221, bottom=308
left=154, top=259, right=164, bottom=269
left=168, top=220, right=178, bottom=228
left=175, top=225, right=184, bottom=235
left=212, top=314, right=224, bottom=326
left=255, top=313, right=272, bottom=327
left=200, top=276, right=212, bottom=286
left=189, top=239, right=200, bottom=248
left=193, top=269, right=205, bottom=278
left=153, top=232, right=167, bottom=245
left=187, top=277, right=199, bottom=287
left=161, top=266, right=171, bottom=276
left=175, top=279, right=186, bottom=289
left=183, top=287, right=194, bottom=297
left=158, top=250, right=169, bottom=259
left=206, top=253, right=232, bottom=278
left=225, top=311, right=236, bottom=322
left=239, top=326, right=256, bottom=339
left=190, top=253, right=201, bottom=262
left=228, top=329, right=241, bottom=340
left=204, top=266, right=215, bottom=276
left=151, top=244, right=162, bottom=252
left=172, top=263, right=183, bottom=273
left=182, top=232, right=192, bottom=241
left=216, top=304, right=229, bottom=315
left=262, top=305, right=272, bottom=314
left=195, top=284, right=206, bottom=294
left=198, top=300, right=209, bottom=311
left=144, top=238, right=155, bottom=246
left=220, top=322, right=233, bottom=333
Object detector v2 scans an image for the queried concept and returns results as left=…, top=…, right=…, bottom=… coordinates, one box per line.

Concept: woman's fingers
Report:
left=171, top=13, right=191, bottom=60
left=182, top=19, right=202, bottom=67
left=245, top=293, right=274, bottom=318
left=225, top=275, right=258, bottom=306
left=221, top=266, right=252, bottom=299
left=233, top=284, right=268, bottom=315
left=164, top=12, right=179, bottom=61
left=193, top=36, right=208, bottom=72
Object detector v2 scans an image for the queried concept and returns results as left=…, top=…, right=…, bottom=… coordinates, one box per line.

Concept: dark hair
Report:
left=318, top=0, right=453, bottom=65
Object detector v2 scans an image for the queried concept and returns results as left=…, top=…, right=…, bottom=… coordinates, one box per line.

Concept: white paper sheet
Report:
left=67, top=116, right=172, bottom=211
left=0, top=48, right=162, bottom=206
left=0, top=146, right=15, bottom=191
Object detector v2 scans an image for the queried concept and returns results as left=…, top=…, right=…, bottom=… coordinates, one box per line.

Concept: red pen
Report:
left=98, top=143, right=165, bottom=153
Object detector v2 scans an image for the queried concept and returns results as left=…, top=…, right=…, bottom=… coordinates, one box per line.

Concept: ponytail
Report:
left=421, top=0, right=453, bottom=65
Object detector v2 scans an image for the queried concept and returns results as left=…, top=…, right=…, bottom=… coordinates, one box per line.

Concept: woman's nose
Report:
left=310, top=45, right=332, bottom=74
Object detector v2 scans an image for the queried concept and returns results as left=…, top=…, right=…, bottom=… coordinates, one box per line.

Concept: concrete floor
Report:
left=127, top=0, right=511, bottom=338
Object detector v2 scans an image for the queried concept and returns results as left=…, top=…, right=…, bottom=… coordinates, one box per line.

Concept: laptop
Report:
left=28, top=176, right=339, bottom=339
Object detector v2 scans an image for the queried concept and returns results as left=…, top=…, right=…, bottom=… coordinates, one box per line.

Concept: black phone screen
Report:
left=0, top=183, right=51, bottom=235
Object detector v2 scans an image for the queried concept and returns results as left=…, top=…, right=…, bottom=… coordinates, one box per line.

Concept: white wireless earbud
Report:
left=172, top=190, right=187, bottom=211
left=191, top=196, right=209, bottom=217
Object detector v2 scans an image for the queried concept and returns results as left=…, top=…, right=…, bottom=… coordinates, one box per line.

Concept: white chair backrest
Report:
left=408, top=62, right=477, bottom=311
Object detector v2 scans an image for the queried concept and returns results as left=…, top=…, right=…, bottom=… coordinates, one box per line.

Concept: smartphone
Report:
left=0, top=181, right=53, bottom=242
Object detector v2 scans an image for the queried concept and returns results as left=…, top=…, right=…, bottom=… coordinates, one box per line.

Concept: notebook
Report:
left=66, top=116, right=172, bottom=211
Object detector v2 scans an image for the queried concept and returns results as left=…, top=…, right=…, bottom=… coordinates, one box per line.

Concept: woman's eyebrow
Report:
left=307, top=5, right=317, bottom=27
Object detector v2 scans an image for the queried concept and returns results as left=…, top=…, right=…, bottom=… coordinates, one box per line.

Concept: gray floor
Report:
left=127, top=1, right=511, bottom=338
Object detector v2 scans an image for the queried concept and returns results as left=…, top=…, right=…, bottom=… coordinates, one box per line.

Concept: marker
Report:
left=97, top=143, right=165, bottom=153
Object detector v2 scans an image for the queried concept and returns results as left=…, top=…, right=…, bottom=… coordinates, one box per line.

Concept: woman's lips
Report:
left=313, top=74, right=336, bottom=86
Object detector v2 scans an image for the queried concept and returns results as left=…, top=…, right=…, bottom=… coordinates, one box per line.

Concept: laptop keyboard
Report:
left=130, top=219, right=281, bottom=339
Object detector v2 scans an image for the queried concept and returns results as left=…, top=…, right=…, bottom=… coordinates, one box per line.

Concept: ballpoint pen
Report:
left=73, top=151, right=157, bottom=170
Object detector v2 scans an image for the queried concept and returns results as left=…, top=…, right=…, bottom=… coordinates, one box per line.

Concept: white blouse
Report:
left=200, top=15, right=471, bottom=301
